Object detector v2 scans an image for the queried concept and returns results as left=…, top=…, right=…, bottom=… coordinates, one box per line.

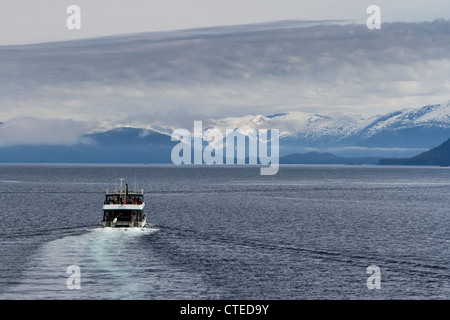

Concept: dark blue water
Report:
left=0, top=164, right=448, bottom=299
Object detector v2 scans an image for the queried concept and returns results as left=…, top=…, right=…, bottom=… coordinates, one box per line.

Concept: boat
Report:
left=101, top=179, right=146, bottom=228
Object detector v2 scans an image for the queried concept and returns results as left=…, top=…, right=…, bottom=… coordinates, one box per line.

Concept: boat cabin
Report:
left=101, top=182, right=146, bottom=228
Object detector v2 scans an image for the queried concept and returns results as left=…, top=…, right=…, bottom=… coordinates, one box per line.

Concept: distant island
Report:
left=279, top=152, right=380, bottom=165
left=379, top=137, right=450, bottom=166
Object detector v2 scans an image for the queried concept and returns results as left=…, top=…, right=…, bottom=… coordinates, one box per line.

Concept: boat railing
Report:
left=105, top=188, right=144, bottom=194
left=104, top=199, right=145, bottom=205
left=104, top=201, right=144, bottom=205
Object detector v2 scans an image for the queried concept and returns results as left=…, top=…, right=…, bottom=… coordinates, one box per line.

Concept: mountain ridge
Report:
left=379, top=137, right=450, bottom=166
left=0, top=100, right=449, bottom=162
left=205, top=100, right=450, bottom=141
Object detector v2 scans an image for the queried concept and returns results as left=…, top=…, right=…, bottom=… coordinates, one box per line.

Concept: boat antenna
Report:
left=119, top=178, right=124, bottom=193
left=134, top=173, right=137, bottom=191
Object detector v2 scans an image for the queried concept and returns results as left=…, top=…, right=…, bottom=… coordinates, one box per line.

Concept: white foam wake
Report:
left=1, top=227, right=213, bottom=299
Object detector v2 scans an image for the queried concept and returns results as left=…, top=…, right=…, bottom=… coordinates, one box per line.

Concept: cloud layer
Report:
left=0, top=117, right=90, bottom=147
left=1, top=19, right=450, bottom=143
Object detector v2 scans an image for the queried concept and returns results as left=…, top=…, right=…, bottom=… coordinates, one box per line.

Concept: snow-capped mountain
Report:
left=201, top=101, right=450, bottom=156
left=205, top=111, right=374, bottom=140
left=1, top=101, right=449, bottom=162
left=72, top=100, right=450, bottom=158
left=206, top=101, right=450, bottom=140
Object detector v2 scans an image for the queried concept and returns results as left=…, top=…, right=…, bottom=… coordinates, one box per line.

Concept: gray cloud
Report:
left=2, top=0, right=450, bottom=45
left=0, top=117, right=91, bottom=147
left=1, top=19, right=450, bottom=137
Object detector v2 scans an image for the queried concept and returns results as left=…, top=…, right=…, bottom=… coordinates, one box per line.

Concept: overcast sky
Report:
left=0, top=1, right=449, bottom=145
left=1, top=0, right=449, bottom=45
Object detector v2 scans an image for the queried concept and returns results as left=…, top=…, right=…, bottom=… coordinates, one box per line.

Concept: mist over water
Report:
left=0, top=164, right=448, bottom=299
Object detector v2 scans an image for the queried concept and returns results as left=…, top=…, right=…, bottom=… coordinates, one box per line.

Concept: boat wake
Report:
left=0, top=226, right=213, bottom=299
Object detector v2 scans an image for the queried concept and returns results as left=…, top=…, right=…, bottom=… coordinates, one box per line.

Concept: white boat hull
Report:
left=101, top=216, right=147, bottom=228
